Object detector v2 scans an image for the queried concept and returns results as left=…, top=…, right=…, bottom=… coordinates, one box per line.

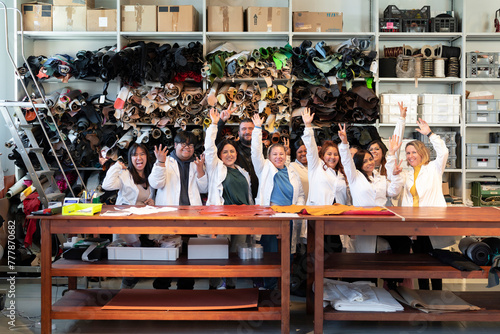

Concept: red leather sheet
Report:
left=102, top=288, right=259, bottom=311
left=199, top=205, right=276, bottom=216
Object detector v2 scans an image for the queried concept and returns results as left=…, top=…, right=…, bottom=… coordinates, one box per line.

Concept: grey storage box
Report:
left=466, top=157, right=499, bottom=169
left=467, top=110, right=499, bottom=124
left=466, top=143, right=499, bottom=156
left=467, top=99, right=499, bottom=111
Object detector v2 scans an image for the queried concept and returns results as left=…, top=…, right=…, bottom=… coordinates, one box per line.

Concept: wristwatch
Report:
left=426, top=131, right=433, bottom=137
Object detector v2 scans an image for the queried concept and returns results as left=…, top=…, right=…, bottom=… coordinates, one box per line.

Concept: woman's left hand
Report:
left=143, top=198, right=155, bottom=206
left=393, top=159, right=403, bottom=175
left=388, top=134, right=402, bottom=155
left=283, top=137, right=290, bottom=155
left=416, top=118, right=432, bottom=136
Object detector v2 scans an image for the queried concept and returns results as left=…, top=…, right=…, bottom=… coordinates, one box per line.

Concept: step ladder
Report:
left=1, top=3, right=87, bottom=207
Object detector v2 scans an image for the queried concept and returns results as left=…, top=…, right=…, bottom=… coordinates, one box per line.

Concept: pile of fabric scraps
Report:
left=291, top=38, right=376, bottom=92
left=320, top=279, right=404, bottom=312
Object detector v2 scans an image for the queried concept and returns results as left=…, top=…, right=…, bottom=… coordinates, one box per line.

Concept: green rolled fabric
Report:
left=336, top=68, right=347, bottom=79
left=259, top=47, right=270, bottom=59
left=312, top=55, right=340, bottom=73
left=237, top=54, right=248, bottom=66
left=272, top=52, right=289, bottom=70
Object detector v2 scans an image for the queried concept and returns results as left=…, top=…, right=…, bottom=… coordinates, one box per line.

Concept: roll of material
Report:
left=459, top=237, right=492, bottom=266
left=442, top=45, right=461, bottom=59
left=252, top=245, right=263, bottom=259
left=434, top=58, right=446, bottom=78
left=421, top=45, right=435, bottom=58
left=6, top=176, right=30, bottom=199
left=482, top=237, right=500, bottom=254
left=239, top=246, right=252, bottom=260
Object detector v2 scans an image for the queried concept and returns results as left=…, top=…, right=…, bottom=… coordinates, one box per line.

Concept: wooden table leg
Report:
left=281, top=220, right=290, bottom=334
left=314, top=221, right=325, bottom=334
left=41, top=220, right=52, bottom=334
left=68, top=277, right=77, bottom=290
left=306, top=220, right=315, bottom=314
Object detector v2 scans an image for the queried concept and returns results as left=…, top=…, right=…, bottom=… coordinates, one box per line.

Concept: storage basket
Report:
left=383, top=5, right=431, bottom=19
left=431, top=17, right=457, bottom=32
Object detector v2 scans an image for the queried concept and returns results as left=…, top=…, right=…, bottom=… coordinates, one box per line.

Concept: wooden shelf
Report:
left=324, top=253, right=491, bottom=279
left=324, top=292, right=500, bottom=321
left=52, top=254, right=282, bottom=277
left=52, top=289, right=281, bottom=321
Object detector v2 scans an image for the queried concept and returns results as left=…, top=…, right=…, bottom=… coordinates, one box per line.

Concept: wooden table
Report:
left=36, top=205, right=292, bottom=334
left=307, top=206, right=500, bottom=334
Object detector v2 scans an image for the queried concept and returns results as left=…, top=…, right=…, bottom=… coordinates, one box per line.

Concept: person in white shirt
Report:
left=400, top=118, right=454, bottom=290
left=102, top=143, right=155, bottom=289
left=338, top=124, right=403, bottom=253
left=148, top=131, right=207, bottom=290
left=205, top=106, right=253, bottom=289
left=251, top=114, right=305, bottom=289
left=301, top=108, right=348, bottom=253
left=288, top=139, right=309, bottom=201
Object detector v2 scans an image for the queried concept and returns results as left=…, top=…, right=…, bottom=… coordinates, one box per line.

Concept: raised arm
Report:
left=205, top=108, right=222, bottom=173
left=416, top=118, right=449, bottom=174
left=386, top=135, right=404, bottom=197
left=337, top=123, right=358, bottom=185
left=102, top=160, right=126, bottom=191
left=301, top=108, right=321, bottom=171
left=148, top=144, right=169, bottom=189
left=250, top=113, right=266, bottom=176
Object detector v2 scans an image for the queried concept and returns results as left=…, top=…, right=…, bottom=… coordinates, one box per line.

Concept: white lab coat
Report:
left=102, top=162, right=155, bottom=244
left=302, top=127, right=348, bottom=205
left=339, top=142, right=403, bottom=253
left=289, top=160, right=309, bottom=201
left=204, top=124, right=253, bottom=205
left=251, top=127, right=305, bottom=206
left=400, top=133, right=457, bottom=248
left=102, top=162, right=154, bottom=205
left=252, top=127, right=305, bottom=253
left=148, top=156, right=208, bottom=206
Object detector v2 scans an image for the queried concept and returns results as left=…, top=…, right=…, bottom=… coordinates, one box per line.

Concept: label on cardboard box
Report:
left=293, top=11, right=343, bottom=32
left=87, top=9, right=117, bottom=31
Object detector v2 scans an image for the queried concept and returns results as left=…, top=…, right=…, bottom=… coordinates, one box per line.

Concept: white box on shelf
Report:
left=380, top=94, right=418, bottom=106
left=418, top=105, right=460, bottom=124
left=107, top=246, right=180, bottom=261
left=466, top=143, right=499, bottom=156
left=380, top=113, right=417, bottom=124
left=188, top=237, right=229, bottom=259
left=418, top=94, right=461, bottom=105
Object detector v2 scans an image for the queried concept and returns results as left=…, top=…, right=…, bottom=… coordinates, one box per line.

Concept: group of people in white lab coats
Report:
left=102, top=101, right=451, bottom=290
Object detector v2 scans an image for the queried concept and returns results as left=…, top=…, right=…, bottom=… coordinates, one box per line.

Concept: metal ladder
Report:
left=1, top=2, right=87, bottom=207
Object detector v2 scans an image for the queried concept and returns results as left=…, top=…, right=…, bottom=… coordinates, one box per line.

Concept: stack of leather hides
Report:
left=291, top=82, right=379, bottom=125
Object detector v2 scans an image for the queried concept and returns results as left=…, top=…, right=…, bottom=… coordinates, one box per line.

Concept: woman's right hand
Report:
left=154, top=144, right=168, bottom=163
left=252, top=113, right=264, bottom=127
left=209, top=107, right=220, bottom=124
left=220, top=102, right=237, bottom=122
left=338, top=123, right=348, bottom=144
left=398, top=101, right=407, bottom=118
left=301, top=107, right=314, bottom=127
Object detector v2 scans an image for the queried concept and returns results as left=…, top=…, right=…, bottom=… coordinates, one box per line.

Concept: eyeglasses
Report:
left=178, top=142, right=194, bottom=149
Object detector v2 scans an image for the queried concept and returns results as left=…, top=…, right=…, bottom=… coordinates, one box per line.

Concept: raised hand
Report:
left=398, top=101, right=407, bottom=118
left=283, top=137, right=290, bottom=155
left=338, top=123, right=348, bottom=144
left=209, top=107, right=220, bottom=124
left=252, top=113, right=264, bottom=127
left=221, top=102, right=237, bottom=122
left=393, top=159, right=403, bottom=175
left=301, top=107, right=315, bottom=127
left=194, top=153, right=205, bottom=169
left=154, top=144, right=169, bottom=163
left=388, top=134, right=402, bottom=156
left=416, top=118, right=432, bottom=136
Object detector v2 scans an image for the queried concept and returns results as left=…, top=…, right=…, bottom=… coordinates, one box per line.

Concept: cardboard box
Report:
left=21, top=3, right=52, bottom=31
left=87, top=8, right=117, bottom=32
left=207, top=6, right=243, bottom=32
left=157, top=5, right=198, bottom=32
left=122, top=5, right=157, bottom=32
left=442, top=182, right=450, bottom=195
left=53, top=0, right=94, bottom=7
left=53, top=6, right=87, bottom=31
left=293, top=11, right=343, bottom=32
left=188, top=237, right=229, bottom=259
left=246, top=7, right=288, bottom=32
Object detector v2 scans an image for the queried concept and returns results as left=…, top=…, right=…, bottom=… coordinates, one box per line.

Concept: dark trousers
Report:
left=412, top=236, right=442, bottom=290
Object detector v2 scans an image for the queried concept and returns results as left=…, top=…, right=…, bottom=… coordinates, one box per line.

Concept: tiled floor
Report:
left=2, top=278, right=500, bottom=333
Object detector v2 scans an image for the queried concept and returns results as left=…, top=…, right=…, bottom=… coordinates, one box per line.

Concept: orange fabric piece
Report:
left=271, top=203, right=387, bottom=216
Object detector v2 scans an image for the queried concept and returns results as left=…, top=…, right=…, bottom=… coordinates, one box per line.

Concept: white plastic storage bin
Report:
left=380, top=104, right=417, bottom=123
left=466, top=157, right=499, bottom=169
left=467, top=110, right=499, bottom=124
left=416, top=131, right=457, bottom=146
left=107, top=246, right=180, bottom=261
left=418, top=94, right=461, bottom=105
left=429, top=154, right=457, bottom=169
left=426, top=144, right=456, bottom=157
left=380, top=94, right=418, bottom=106
left=467, top=99, right=499, bottom=111
left=418, top=105, right=460, bottom=123
left=466, top=143, right=500, bottom=156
